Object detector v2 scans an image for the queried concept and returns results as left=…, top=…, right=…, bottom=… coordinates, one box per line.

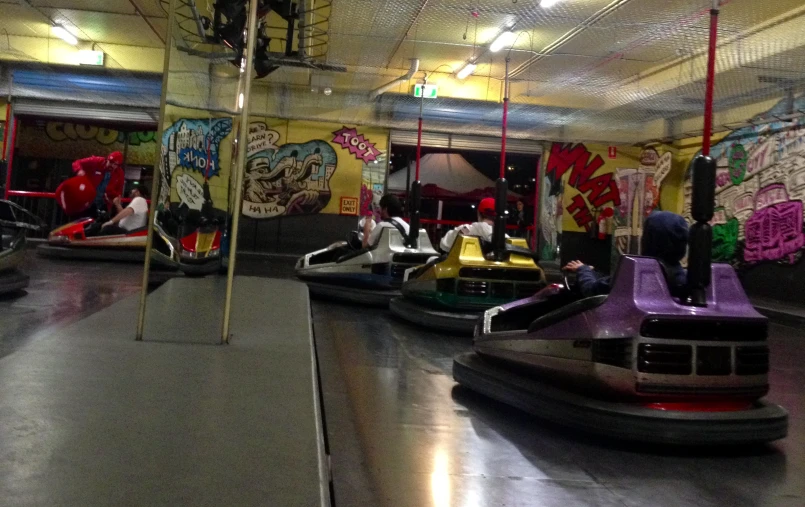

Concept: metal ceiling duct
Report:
left=375, top=93, right=573, bottom=130
left=369, top=59, right=419, bottom=100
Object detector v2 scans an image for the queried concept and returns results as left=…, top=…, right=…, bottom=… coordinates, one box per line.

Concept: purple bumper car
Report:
left=453, top=256, right=788, bottom=445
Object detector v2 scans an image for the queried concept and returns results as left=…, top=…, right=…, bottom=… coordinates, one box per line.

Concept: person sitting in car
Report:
left=98, top=186, right=149, bottom=236
left=439, top=197, right=498, bottom=253
left=362, top=194, right=409, bottom=248
left=563, top=211, right=689, bottom=297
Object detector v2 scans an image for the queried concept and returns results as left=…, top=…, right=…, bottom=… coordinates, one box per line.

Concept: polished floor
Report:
left=2, top=255, right=804, bottom=506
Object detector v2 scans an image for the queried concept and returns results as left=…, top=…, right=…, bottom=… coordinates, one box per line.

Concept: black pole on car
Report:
left=490, top=56, right=511, bottom=262
left=685, top=0, right=720, bottom=307
left=407, top=75, right=426, bottom=249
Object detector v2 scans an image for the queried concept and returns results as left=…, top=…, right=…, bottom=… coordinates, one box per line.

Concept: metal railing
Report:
left=5, top=191, right=63, bottom=239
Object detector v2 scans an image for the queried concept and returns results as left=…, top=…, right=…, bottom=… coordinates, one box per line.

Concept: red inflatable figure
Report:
left=55, top=175, right=96, bottom=216
left=71, top=151, right=125, bottom=211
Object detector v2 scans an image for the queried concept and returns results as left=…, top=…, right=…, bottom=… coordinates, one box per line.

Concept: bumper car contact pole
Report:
left=136, top=0, right=177, bottom=340
left=685, top=0, right=719, bottom=307
left=221, top=0, right=260, bottom=343
left=491, top=56, right=510, bottom=261
left=408, top=74, right=425, bottom=249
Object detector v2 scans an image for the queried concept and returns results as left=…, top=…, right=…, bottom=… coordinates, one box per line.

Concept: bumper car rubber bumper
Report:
left=453, top=352, right=788, bottom=446
left=0, top=269, right=30, bottom=294
left=178, top=258, right=222, bottom=277
left=305, top=281, right=398, bottom=307
left=389, top=297, right=481, bottom=334
left=37, top=244, right=145, bottom=263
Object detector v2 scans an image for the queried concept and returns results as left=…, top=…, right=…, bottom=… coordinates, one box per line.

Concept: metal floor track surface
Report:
left=0, top=276, right=331, bottom=506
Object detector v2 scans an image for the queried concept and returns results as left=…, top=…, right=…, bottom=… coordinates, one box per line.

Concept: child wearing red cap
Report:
left=439, top=197, right=499, bottom=253
left=71, top=151, right=125, bottom=213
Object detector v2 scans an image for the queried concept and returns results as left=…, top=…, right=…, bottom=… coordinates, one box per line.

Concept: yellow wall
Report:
left=241, top=118, right=388, bottom=218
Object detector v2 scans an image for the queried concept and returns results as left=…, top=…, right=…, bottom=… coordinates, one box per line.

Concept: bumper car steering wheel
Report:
left=346, top=230, right=362, bottom=250
left=562, top=271, right=579, bottom=294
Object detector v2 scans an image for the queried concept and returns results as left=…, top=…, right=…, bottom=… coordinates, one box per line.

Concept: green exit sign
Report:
left=77, top=49, right=104, bottom=66
left=413, top=83, right=438, bottom=98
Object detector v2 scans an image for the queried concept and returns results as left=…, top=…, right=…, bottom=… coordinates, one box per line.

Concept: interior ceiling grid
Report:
left=313, top=0, right=804, bottom=142
left=1, top=0, right=804, bottom=143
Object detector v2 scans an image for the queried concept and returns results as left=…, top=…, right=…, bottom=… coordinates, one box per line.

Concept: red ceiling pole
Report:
left=702, top=0, right=720, bottom=156
left=491, top=56, right=511, bottom=260
left=415, top=78, right=424, bottom=182
left=408, top=74, right=426, bottom=248
left=1, top=104, right=10, bottom=161
left=415, top=117, right=423, bottom=178
left=532, top=157, right=540, bottom=251
left=499, top=58, right=510, bottom=180
left=4, top=118, right=18, bottom=200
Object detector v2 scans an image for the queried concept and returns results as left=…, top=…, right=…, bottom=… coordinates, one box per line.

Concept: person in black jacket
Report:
left=563, top=211, right=689, bottom=297
left=510, top=200, right=528, bottom=238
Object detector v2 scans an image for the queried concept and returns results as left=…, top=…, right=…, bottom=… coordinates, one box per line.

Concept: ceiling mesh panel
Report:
left=288, top=0, right=805, bottom=143
left=1, top=0, right=803, bottom=143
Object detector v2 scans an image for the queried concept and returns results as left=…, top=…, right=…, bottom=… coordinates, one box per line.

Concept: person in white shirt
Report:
left=363, top=194, right=410, bottom=248
left=440, top=197, right=498, bottom=253
left=356, top=215, right=376, bottom=246
left=100, top=187, right=149, bottom=235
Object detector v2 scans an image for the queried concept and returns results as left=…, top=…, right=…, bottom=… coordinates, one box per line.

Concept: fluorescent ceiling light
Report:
left=540, top=0, right=561, bottom=8
left=456, top=62, right=477, bottom=80
left=238, top=93, right=244, bottom=109
left=52, top=25, right=78, bottom=45
left=489, top=31, right=516, bottom=53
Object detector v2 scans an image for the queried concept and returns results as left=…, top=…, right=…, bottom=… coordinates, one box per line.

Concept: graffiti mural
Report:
left=546, top=142, right=621, bottom=231
left=16, top=120, right=156, bottom=166
left=743, top=184, right=804, bottom=263
left=332, top=126, right=380, bottom=163
left=360, top=161, right=385, bottom=221
left=158, top=118, right=232, bottom=209
left=539, top=163, right=564, bottom=260
left=242, top=121, right=337, bottom=218
left=711, top=206, right=739, bottom=262
left=683, top=94, right=805, bottom=267
left=613, top=149, right=672, bottom=255
left=45, top=122, right=155, bottom=146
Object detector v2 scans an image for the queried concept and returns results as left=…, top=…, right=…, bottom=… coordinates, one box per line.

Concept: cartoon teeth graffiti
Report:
left=242, top=122, right=337, bottom=218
